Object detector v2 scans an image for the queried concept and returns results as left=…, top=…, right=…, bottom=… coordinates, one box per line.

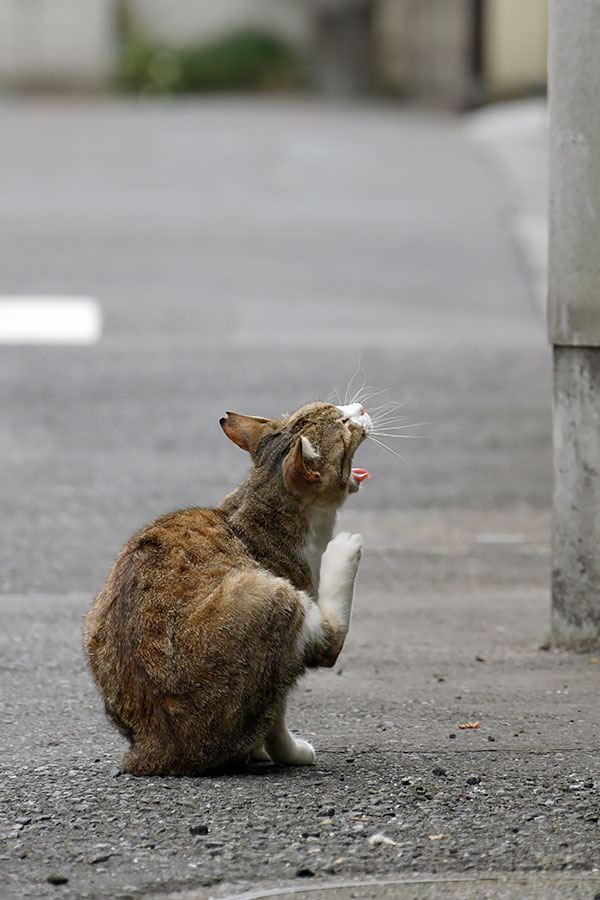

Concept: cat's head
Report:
left=220, top=402, right=371, bottom=506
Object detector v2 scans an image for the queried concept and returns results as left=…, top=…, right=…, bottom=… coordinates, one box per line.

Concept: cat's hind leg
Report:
left=121, top=740, right=183, bottom=776
left=264, top=700, right=315, bottom=765
left=249, top=744, right=271, bottom=762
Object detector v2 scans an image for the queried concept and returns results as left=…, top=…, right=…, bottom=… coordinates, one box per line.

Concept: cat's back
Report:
left=130, top=506, right=252, bottom=581
left=85, top=507, right=255, bottom=658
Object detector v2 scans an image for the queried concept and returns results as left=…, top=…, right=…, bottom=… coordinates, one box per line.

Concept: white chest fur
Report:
left=303, top=505, right=338, bottom=595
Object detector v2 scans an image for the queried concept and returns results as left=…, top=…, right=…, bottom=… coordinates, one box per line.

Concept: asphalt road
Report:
left=1, top=97, right=549, bottom=595
left=2, top=98, right=593, bottom=900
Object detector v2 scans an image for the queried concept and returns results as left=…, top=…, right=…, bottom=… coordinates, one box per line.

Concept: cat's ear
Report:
left=283, top=436, right=321, bottom=495
left=220, top=412, right=272, bottom=454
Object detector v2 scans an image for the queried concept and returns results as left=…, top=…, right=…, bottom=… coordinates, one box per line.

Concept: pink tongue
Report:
left=352, top=468, right=371, bottom=483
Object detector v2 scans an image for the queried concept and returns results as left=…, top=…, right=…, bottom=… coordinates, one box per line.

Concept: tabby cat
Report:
left=84, top=401, right=371, bottom=775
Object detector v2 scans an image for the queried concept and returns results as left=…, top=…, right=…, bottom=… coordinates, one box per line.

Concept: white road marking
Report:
left=0, top=296, right=102, bottom=345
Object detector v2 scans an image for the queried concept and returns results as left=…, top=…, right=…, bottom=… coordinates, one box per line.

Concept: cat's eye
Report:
left=341, top=417, right=350, bottom=424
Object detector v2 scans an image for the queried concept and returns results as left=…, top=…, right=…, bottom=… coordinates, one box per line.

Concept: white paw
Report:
left=267, top=735, right=316, bottom=766
left=288, top=739, right=315, bottom=765
left=321, top=531, right=363, bottom=582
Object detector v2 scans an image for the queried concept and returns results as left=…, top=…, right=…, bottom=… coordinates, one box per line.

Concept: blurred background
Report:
left=0, top=0, right=550, bottom=595
left=0, top=0, right=547, bottom=104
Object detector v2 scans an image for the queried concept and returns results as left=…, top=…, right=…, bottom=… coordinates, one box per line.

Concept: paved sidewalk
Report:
left=466, top=99, right=549, bottom=312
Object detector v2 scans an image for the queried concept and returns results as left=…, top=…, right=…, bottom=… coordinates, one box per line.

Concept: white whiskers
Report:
left=351, top=379, right=434, bottom=474
left=366, top=435, right=421, bottom=474
left=344, top=362, right=367, bottom=406
left=326, top=372, right=434, bottom=474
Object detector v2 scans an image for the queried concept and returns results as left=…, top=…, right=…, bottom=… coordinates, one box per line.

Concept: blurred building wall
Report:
left=0, top=0, right=547, bottom=102
left=377, top=0, right=476, bottom=107
left=484, top=0, right=547, bottom=97
left=0, top=0, right=114, bottom=88
left=377, top=0, right=547, bottom=107
left=127, top=0, right=311, bottom=44
left=376, top=0, right=408, bottom=89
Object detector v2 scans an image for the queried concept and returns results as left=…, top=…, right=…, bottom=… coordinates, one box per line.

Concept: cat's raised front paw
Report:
left=322, top=531, right=363, bottom=580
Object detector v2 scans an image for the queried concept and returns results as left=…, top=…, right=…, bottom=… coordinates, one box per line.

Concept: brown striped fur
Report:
left=84, top=402, right=368, bottom=775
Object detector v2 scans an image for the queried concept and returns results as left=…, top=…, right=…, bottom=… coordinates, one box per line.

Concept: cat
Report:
left=84, top=400, right=372, bottom=776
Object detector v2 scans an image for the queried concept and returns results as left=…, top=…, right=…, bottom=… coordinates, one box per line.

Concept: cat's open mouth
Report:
left=350, top=467, right=371, bottom=491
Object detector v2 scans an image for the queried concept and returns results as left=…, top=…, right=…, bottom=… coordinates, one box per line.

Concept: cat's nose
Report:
left=336, top=402, right=366, bottom=421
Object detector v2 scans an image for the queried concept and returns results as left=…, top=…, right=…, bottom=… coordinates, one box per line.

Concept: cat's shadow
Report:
left=201, top=759, right=327, bottom=779
left=208, top=760, right=277, bottom=778
left=116, top=760, right=305, bottom=780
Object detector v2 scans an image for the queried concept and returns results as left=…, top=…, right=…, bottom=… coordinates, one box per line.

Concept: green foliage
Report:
left=117, top=29, right=302, bottom=93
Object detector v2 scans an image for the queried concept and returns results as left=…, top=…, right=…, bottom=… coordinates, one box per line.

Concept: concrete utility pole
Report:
left=548, top=0, right=600, bottom=649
